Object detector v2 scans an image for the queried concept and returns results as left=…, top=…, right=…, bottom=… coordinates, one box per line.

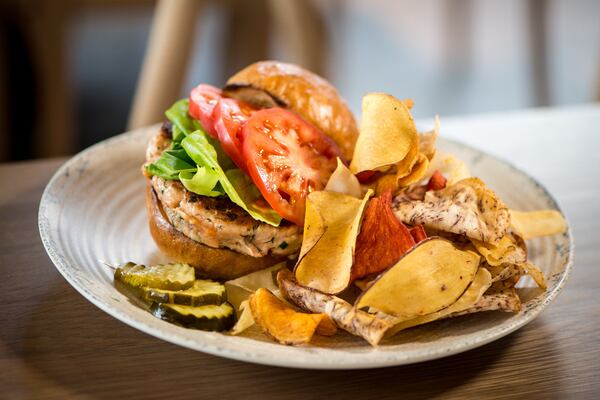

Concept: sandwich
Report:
left=143, top=61, right=358, bottom=280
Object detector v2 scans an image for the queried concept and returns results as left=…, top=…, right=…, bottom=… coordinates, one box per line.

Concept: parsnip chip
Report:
left=396, top=152, right=429, bottom=187
left=249, top=288, right=327, bottom=345
left=225, top=263, right=286, bottom=310
left=518, top=261, right=547, bottom=290
left=510, top=209, right=567, bottom=240
left=387, top=267, right=492, bottom=335
left=419, top=115, right=440, bottom=161
left=355, top=238, right=480, bottom=320
left=325, top=158, right=362, bottom=198
left=471, top=234, right=527, bottom=267
left=423, top=151, right=470, bottom=186
left=229, top=300, right=255, bottom=335
left=295, top=190, right=373, bottom=294
left=350, top=93, right=418, bottom=174
left=394, top=178, right=510, bottom=244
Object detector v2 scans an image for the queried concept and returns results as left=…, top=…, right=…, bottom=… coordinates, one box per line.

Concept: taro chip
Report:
left=352, top=191, right=416, bottom=282
left=355, top=238, right=480, bottom=320
left=510, top=209, right=567, bottom=240
left=350, top=93, right=418, bottom=174
left=249, top=288, right=330, bottom=345
left=295, top=190, right=373, bottom=294
left=325, top=157, right=362, bottom=198
left=387, top=267, right=493, bottom=335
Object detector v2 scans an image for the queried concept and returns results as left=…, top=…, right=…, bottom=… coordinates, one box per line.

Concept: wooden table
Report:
left=1, top=105, right=599, bottom=399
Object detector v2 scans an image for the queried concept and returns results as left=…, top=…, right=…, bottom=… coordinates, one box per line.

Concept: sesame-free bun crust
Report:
left=224, top=61, right=358, bottom=160
left=146, top=184, right=286, bottom=280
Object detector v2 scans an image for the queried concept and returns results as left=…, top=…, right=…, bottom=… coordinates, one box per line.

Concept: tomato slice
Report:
left=241, top=108, right=341, bottom=225
left=213, top=98, right=255, bottom=171
left=189, top=84, right=222, bottom=138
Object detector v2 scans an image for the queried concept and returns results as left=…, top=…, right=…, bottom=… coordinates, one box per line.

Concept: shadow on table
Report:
left=16, top=279, right=566, bottom=400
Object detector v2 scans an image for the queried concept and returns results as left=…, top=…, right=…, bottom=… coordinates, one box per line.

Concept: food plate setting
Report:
left=39, top=61, right=572, bottom=369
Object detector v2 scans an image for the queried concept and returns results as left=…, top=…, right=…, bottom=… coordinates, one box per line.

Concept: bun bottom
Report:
left=146, top=184, right=287, bottom=280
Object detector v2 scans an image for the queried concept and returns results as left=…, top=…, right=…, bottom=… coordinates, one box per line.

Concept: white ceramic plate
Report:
left=39, top=125, right=572, bottom=369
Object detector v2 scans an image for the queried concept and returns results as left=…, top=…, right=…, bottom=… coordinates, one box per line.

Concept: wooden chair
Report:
left=127, top=0, right=328, bottom=130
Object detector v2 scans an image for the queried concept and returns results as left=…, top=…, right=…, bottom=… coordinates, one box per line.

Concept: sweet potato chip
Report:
left=510, top=209, right=567, bottom=240
left=295, top=190, right=373, bottom=294
left=387, top=267, right=492, bottom=335
left=324, top=157, right=362, bottom=198
left=352, top=191, right=415, bottom=282
left=350, top=93, right=418, bottom=174
left=394, top=178, right=510, bottom=244
left=355, top=238, right=480, bottom=320
left=426, top=170, right=447, bottom=191
left=249, top=288, right=328, bottom=345
left=409, top=225, right=427, bottom=243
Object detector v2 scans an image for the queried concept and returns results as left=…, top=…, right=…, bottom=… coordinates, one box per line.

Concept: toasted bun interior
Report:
left=224, top=61, right=358, bottom=160
left=146, top=184, right=286, bottom=280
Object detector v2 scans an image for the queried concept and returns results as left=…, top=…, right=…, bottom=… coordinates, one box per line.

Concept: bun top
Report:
left=225, top=61, right=358, bottom=160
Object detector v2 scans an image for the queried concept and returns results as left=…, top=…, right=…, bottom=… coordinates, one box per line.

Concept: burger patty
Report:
left=146, top=129, right=303, bottom=258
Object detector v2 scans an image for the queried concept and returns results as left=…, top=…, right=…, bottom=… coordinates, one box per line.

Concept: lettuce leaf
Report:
left=166, top=99, right=201, bottom=143
left=182, top=131, right=281, bottom=226
left=146, top=99, right=282, bottom=226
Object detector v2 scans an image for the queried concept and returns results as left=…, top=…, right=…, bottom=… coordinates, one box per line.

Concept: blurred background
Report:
left=0, top=0, right=598, bottom=162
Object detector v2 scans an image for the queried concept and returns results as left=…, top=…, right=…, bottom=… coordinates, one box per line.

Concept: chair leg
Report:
left=128, top=0, right=202, bottom=130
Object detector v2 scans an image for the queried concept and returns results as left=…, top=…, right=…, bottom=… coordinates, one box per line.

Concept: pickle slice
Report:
left=115, top=262, right=195, bottom=291
left=145, top=280, right=226, bottom=306
left=151, top=302, right=235, bottom=331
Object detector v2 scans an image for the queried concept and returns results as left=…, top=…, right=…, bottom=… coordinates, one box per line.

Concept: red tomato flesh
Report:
left=189, top=84, right=222, bottom=138
left=213, top=98, right=256, bottom=171
left=241, top=108, right=341, bottom=225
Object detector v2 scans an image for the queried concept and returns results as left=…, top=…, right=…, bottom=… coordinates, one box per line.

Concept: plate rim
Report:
left=38, top=126, right=574, bottom=370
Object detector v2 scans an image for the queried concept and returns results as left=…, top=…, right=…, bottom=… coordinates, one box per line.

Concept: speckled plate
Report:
left=38, top=125, right=572, bottom=369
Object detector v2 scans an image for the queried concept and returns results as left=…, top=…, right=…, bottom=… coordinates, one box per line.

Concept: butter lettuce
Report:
left=146, top=99, right=281, bottom=226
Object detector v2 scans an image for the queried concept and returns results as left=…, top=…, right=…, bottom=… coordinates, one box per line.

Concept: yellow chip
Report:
left=325, top=157, right=362, bottom=198
left=355, top=238, right=480, bottom=320
left=294, top=190, right=373, bottom=294
left=510, top=209, right=567, bottom=240
left=423, top=151, right=470, bottom=186
left=471, top=234, right=527, bottom=267
left=387, top=267, right=492, bottom=335
left=350, top=93, right=418, bottom=174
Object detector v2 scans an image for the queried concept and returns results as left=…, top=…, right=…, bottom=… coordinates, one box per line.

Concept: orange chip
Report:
left=426, top=170, right=447, bottom=191
left=410, top=225, right=427, bottom=243
left=352, top=191, right=416, bottom=282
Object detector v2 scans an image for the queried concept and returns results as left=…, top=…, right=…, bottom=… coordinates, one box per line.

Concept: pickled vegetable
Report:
left=114, top=262, right=195, bottom=291
left=145, top=279, right=225, bottom=306
left=152, top=303, right=235, bottom=331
